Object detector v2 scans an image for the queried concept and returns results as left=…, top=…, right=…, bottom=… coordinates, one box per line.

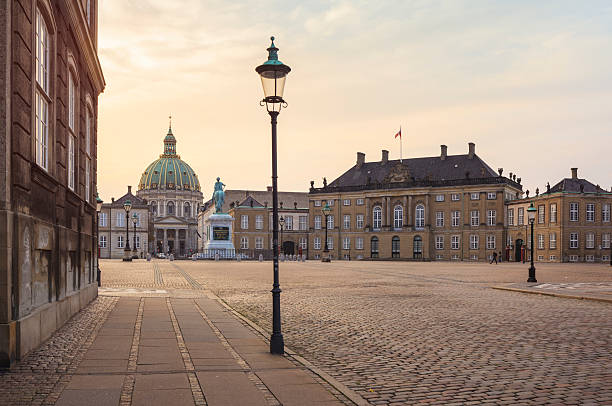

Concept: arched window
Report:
left=150, top=201, right=157, bottom=215
left=413, top=235, right=423, bottom=259
left=392, top=236, right=400, bottom=258
left=184, top=202, right=191, bottom=218
left=373, top=206, right=382, bottom=229
left=167, top=201, right=174, bottom=215
left=394, top=206, right=403, bottom=229
left=371, top=236, right=379, bottom=258
left=415, top=204, right=425, bottom=229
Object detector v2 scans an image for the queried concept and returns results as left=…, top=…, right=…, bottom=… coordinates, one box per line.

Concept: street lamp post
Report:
left=132, top=213, right=138, bottom=259
left=279, top=216, right=285, bottom=258
left=123, top=200, right=132, bottom=262
left=256, top=36, right=291, bottom=355
left=322, top=203, right=331, bottom=263
left=527, top=203, right=537, bottom=282
left=96, top=193, right=103, bottom=286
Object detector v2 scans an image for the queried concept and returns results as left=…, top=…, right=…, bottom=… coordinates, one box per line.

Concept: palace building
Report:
left=136, top=124, right=203, bottom=256
left=308, top=143, right=523, bottom=261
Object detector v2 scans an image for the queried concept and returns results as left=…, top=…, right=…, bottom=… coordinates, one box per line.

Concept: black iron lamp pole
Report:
left=132, top=213, right=138, bottom=259
left=256, top=36, right=291, bottom=355
left=279, top=216, right=285, bottom=257
left=527, top=202, right=537, bottom=282
left=96, top=194, right=103, bottom=286
left=123, top=200, right=132, bottom=262
left=322, top=203, right=331, bottom=262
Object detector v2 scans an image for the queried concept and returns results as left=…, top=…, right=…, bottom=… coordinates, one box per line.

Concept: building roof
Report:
left=103, top=186, right=148, bottom=208
left=203, top=189, right=309, bottom=213
left=547, top=178, right=608, bottom=194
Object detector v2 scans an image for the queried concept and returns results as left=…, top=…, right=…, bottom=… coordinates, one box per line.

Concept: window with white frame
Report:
left=537, top=234, right=544, bottom=249
left=603, top=204, right=610, bottom=222
left=69, top=71, right=76, bottom=131
left=436, top=211, right=444, bottom=227
left=356, top=237, right=363, bottom=250
left=255, top=215, right=263, bottom=230
left=299, top=238, right=307, bottom=249
left=586, top=232, right=595, bottom=249
left=327, top=236, right=333, bottom=250
left=508, top=208, right=514, bottom=226
left=470, top=192, right=480, bottom=200
left=343, top=215, right=350, bottom=230
left=569, top=255, right=578, bottom=262
left=451, top=235, right=460, bottom=250
left=518, top=207, right=524, bottom=225
left=327, top=215, right=334, bottom=230
left=285, top=216, right=293, bottom=230
left=314, top=215, right=321, bottom=229
left=35, top=9, right=50, bottom=170
left=570, top=233, right=578, bottom=249
left=487, top=192, right=496, bottom=200
left=415, top=205, right=425, bottom=228
left=117, top=235, right=124, bottom=248
left=452, top=211, right=460, bottom=227
left=240, top=236, right=248, bottom=249
left=486, top=235, right=495, bottom=250
left=586, top=255, right=595, bottom=262
left=99, top=235, right=107, bottom=248
left=255, top=237, right=263, bottom=250
left=435, top=194, right=444, bottom=202
left=241, top=215, right=248, bottom=229
left=487, top=210, right=496, bottom=226
left=356, top=198, right=364, bottom=205
left=85, top=158, right=90, bottom=202
left=135, top=235, right=140, bottom=249
left=550, top=204, right=557, bottom=223
left=68, top=135, right=75, bottom=190
left=343, top=237, right=350, bottom=250
left=471, top=210, right=479, bottom=226
left=356, top=214, right=364, bottom=229
left=327, top=200, right=334, bottom=206
left=538, top=255, right=544, bottom=261
left=602, top=233, right=610, bottom=249
left=470, top=234, right=479, bottom=249
left=570, top=203, right=578, bottom=221
left=85, top=106, right=91, bottom=155
left=314, top=237, right=321, bottom=250
left=549, top=232, right=557, bottom=249
left=373, top=206, right=382, bottom=229
left=451, top=193, right=460, bottom=201
left=299, top=216, right=307, bottom=230
left=99, top=212, right=107, bottom=227
left=550, top=255, right=557, bottom=261
left=116, top=212, right=124, bottom=227
left=394, top=206, right=403, bottom=229
left=314, top=200, right=321, bottom=207
left=343, top=199, right=351, bottom=206
left=435, top=235, right=444, bottom=250
left=586, top=203, right=595, bottom=222
left=538, top=205, right=544, bottom=224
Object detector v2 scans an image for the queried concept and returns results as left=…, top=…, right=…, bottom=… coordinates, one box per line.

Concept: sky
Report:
left=97, top=0, right=612, bottom=202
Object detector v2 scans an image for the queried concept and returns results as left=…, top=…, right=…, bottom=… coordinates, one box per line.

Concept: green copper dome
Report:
left=138, top=126, right=201, bottom=192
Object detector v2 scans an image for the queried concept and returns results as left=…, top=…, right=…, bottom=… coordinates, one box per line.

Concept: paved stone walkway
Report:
left=494, top=282, right=612, bottom=303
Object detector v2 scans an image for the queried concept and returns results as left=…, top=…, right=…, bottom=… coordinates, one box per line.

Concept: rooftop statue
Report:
left=213, top=177, right=226, bottom=213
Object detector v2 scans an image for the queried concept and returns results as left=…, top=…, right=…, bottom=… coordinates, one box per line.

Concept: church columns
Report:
left=163, top=229, right=167, bottom=253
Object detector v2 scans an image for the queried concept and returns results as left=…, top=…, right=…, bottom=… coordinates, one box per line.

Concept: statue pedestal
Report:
left=204, top=213, right=235, bottom=258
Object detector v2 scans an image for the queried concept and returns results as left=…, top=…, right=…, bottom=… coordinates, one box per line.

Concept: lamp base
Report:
left=321, top=257, right=331, bottom=263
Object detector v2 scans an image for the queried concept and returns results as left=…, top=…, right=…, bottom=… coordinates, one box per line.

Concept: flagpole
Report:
left=400, top=125, right=402, bottom=163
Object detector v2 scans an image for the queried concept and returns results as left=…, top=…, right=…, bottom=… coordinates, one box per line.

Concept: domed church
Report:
left=137, top=122, right=203, bottom=256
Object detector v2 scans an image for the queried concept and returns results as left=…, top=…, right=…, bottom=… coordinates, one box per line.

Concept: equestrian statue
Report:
left=212, top=177, right=226, bottom=213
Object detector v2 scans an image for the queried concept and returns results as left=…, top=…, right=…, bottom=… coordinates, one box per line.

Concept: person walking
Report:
left=490, top=251, right=498, bottom=264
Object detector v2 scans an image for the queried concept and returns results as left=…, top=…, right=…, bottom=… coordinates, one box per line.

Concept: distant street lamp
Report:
left=527, top=203, right=537, bottom=282
left=132, top=213, right=138, bottom=259
left=96, top=193, right=103, bottom=286
left=279, top=216, right=285, bottom=257
left=322, top=202, right=331, bottom=263
left=256, top=36, right=291, bottom=355
left=123, top=200, right=132, bottom=262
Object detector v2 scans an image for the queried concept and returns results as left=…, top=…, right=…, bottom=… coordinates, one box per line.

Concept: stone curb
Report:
left=209, top=293, right=370, bottom=406
left=492, top=286, right=612, bottom=304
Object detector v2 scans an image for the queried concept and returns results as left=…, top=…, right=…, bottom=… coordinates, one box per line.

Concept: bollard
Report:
left=259, top=254, right=263, bottom=262
left=215, top=252, right=220, bottom=261
left=236, top=255, right=241, bottom=262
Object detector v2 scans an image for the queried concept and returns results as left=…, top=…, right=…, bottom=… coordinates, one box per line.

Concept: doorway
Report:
left=413, top=236, right=423, bottom=259
left=282, top=241, right=295, bottom=256
left=515, top=239, right=523, bottom=262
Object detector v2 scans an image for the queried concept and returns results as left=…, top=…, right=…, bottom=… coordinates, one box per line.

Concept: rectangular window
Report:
left=36, top=11, right=50, bottom=170
left=538, top=255, right=544, bottom=261
left=255, top=237, right=263, bottom=250
left=603, top=233, right=610, bottom=249
left=538, top=205, right=545, bottom=224
left=343, top=237, right=350, bottom=250
left=68, top=135, right=75, bottom=191
left=569, top=255, right=578, bottom=262
left=35, top=92, right=49, bottom=170
left=327, top=200, right=334, bottom=206
left=86, top=108, right=91, bottom=156
left=471, top=210, right=479, bottom=226
left=435, top=194, right=444, bottom=202
left=470, top=235, right=479, bottom=250
left=69, top=72, right=76, bottom=131
left=99, top=235, right=106, bottom=248
left=343, top=215, right=350, bottom=230
left=314, top=200, right=321, bottom=207
left=550, top=204, right=557, bottom=223
left=255, top=215, right=263, bottom=230
left=240, top=237, right=248, bottom=249
left=586, top=203, right=595, bottom=222
left=241, top=215, right=248, bottom=229
left=327, top=215, right=334, bottom=230
left=314, top=237, right=321, bottom=250
left=550, top=255, right=557, bottom=261
left=85, top=158, right=90, bottom=202
left=570, top=203, right=579, bottom=222
left=518, top=207, right=524, bottom=225
left=537, top=234, right=544, bottom=250
left=356, top=198, right=364, bottom=206
left=116, top=213, right=124, bottom=227
left=470, top=192, right=480, bottom=200
left=435, top=236, right=444, bottom=250
left=486, top=235, right=496, bottom=250
left=586, top=255, right=594, bottom=262
left=299, top=238, right=307, bottom=249
left=343, top=199, right=351, bottom=206
left=451, top=194, right=460, bottom=201
left=299, top=216, right=307, bottom=230
left=327, top=236, right=333, bottom=250
left=487, top=210, right=496, bottom=226
left=487, top=192, right=496, bottom=200
left=603, top=204, right=611, bottom=222
left=451, top=235, right=459, bottom=250
left=356, top=237, right=363, bottom=250
left=586, top=233, right=595, bottom=249
left=117, top=235, right=124, bottom=248
left=285, top=216, right=293, bottom=230
left=99, top=212, right=107, bottom=227
left=570, top=233, right=578, bottom=249
left=436, top=211, right=444, bottom=227
left=451, top=211, right=460, bottom=227
left=356, top=214, right=364, bottom=229
left=549, top=233, right=557, bottom=249
left=508, top=208, right=514, bottom=226
left=314, top=215, right=321, bottom=230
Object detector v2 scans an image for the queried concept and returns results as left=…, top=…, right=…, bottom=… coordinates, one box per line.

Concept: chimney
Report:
left=381, top=150, right=389, bottom=165
left=111, top=197, right=115, bottom=203
left=571, top=168, right=578, bottom=179
left=468, top=142, right=475, bottom=159
left=128, top=185, right=132, bottom=194
left=294, top=202, right=297, bottom=209
left=356, top=152, right=365, bottom=168
left=267, top=186, right=273, bottom=192
left=440, top=145, right=447, bottom=160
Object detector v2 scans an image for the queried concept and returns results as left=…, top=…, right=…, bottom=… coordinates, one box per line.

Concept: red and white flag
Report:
left=394, top=127, right=402, bottom=139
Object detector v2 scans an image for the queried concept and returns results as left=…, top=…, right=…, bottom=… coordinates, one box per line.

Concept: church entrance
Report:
left=179, top=241, right=185, bottom=256
left=168, top=240, right=175, bottom=254
left=282, top=241, right=295, bottom=256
